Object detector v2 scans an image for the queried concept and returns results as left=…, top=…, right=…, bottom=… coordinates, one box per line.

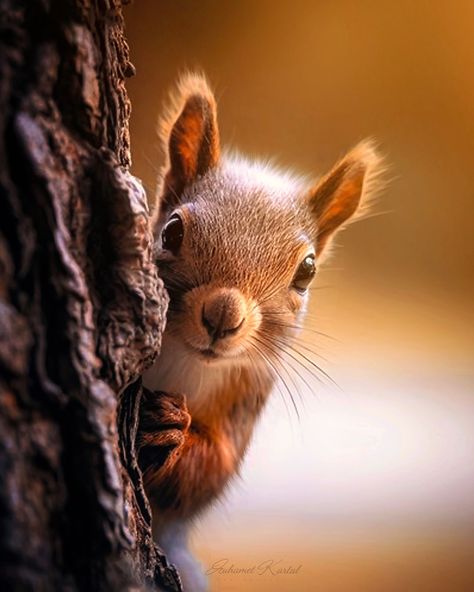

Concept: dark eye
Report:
left=292, top=253, right=316, bottom=293
left=161, top=213, right=184, bottom=255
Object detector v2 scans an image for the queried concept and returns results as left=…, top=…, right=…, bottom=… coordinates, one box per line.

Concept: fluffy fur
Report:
left=140, top=73, right=383, bottom=592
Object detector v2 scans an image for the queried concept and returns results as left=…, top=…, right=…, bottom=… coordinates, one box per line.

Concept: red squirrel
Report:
left=139, top=73, right=382, bottom=591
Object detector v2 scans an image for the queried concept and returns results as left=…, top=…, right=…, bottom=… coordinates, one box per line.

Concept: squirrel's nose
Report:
left=201, top=288, right=246, bottom=342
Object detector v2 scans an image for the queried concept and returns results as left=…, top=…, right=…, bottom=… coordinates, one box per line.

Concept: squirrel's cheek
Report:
left=287, top=290, right=307, bottom=315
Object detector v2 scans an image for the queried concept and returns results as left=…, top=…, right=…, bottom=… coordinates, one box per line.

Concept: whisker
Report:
left=257, top=331, right=327, bottom=390
left=260, top=315, right=338, bottom=341
left=260, top=322, right=333, bottom=362
left=244, top=343, right=293, bottom=422
left=286, top=343, right=341, bottom=391
left=287, top=337, right=332, bottom=363
left=257, top=325, right=341, bottom=391
left=250, top=336, right=301, bottom=422
left=258, top=337, right=315, bottom=400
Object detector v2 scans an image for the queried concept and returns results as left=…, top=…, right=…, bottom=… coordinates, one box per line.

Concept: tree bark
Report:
left=0, top=1, right=180, bottom=590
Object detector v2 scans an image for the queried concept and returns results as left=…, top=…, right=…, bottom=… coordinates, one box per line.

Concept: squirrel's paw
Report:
left=137, top=389, right=191, bottom=473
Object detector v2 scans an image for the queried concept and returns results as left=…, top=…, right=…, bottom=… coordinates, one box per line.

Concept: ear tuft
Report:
left=157, top=72, right=220, bottom=214
left=308, top=139, right=385, bottom=256
left=158, top=72, right=218, bottom=155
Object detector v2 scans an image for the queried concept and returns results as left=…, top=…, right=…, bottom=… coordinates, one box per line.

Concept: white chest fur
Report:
left=142, top=333, right=251, bottom=416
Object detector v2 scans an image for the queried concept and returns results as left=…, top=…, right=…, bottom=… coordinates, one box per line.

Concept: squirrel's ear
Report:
left=159, top=73, right=220, bottom=211
left=307, top=140, right=383, bottom=256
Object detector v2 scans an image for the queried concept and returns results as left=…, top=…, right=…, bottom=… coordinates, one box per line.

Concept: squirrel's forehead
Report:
left=179, top=171, right=316, bottom=252
left=183, top=199, right=314, bottom=259
left=185, top=190, right=309, bottom=230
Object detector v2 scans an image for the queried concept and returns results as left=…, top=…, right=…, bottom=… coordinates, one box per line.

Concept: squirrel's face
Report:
left=155, top=165, right=318, bottom=364
left=153, top=73, right=382, bottom=367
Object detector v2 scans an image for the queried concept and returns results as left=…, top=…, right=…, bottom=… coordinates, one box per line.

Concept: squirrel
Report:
left=138, top=73, right=382, bottom=592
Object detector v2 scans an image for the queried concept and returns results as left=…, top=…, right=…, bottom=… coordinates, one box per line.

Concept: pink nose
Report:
left=201, top=288, right=246, bottom=342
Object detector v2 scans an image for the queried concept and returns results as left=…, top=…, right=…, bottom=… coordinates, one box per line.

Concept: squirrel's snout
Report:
left=201, top=288, right=246, bottom=343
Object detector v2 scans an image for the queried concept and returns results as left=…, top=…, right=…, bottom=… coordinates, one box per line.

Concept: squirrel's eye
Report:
left=161, top=213, right=184, bottom=255
left=292, top=253, right=316, bottom=293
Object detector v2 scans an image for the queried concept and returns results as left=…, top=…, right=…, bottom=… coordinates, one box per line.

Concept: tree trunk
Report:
left=0, top=1, right=180, bottom=590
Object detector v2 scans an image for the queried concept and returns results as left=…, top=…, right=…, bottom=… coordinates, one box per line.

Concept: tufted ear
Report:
left=158, top=73, right=220, bottom=214
left=307, top=140, right=383, bottom=256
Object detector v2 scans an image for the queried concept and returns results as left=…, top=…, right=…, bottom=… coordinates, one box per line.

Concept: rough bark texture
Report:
left=0, top=1, right=180, bottom=590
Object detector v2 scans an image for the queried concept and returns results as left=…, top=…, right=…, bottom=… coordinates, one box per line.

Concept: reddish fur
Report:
left=138, top=73, right=384, bottom=590
left=138, top=367, right=270, bottom=522
left=141, top=75, right=383, bottom=525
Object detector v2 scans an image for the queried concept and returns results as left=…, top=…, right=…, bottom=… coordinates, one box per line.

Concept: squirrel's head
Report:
left=153, top=74, right=383, bottom=368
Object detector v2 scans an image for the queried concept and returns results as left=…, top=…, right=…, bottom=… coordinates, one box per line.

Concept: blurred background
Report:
left=125, top=2, right=474, bottom=590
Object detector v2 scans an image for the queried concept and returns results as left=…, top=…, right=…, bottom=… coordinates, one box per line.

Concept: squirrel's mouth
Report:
left=184, top=340, right=242, bottom=363
left=198, top=347, right=219, bottom=360
left=185, top=343, right=221, bottom=362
